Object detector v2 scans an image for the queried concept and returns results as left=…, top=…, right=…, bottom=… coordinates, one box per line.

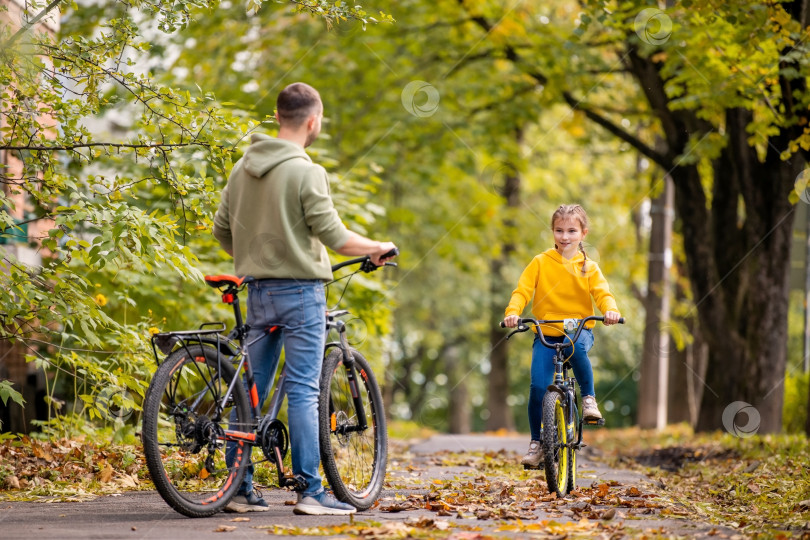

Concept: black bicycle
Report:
left=141, top=251, right=395, bottom=517
left=501, top=315, right=624, bottom=497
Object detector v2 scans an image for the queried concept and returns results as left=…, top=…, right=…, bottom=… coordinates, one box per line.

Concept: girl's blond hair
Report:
left=551, top=204, right=590, bottom=276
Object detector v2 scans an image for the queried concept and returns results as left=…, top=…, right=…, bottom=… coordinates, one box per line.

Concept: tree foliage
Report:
left=159, top=0, right=647, bottom=431
left=7, top=0, right=802, bottom=436
left=0, top=0, right=388, bottom=430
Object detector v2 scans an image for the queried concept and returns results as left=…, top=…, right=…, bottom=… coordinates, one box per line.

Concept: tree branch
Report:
left=562, top=91, right=671, bottom=168
left=458, top=4, right=670, bottom=168
left=0, top=142, right=212, bottom=151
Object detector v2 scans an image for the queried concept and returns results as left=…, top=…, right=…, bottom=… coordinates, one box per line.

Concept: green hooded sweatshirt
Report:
left=213, top=133, right=350, bottom=281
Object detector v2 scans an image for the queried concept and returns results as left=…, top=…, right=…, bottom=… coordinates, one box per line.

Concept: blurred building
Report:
left=0, top=0, right=60, bottom=432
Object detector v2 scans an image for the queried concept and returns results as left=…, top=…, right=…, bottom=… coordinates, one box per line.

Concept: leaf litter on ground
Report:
left=2, top=426, right=808, bottom=538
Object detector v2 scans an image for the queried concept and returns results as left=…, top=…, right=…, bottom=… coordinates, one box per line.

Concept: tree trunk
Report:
left=628, top=39, right=804, bottom=432
left=671, top=109, right=803, bottom=433
left=806, top=373, right=810, bottom=436
left=667, top=312, right=708, bottom=426
left=486, top=136, right=522, bottom=432
left=487, top=265, right=516, bottom=432
left=447, top=345, right=471, bottom=434
left=638, top=176, right=673, bottom=429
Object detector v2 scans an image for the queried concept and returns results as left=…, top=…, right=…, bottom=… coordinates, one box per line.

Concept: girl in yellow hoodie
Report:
left=503, top=204, right=621, bottom=467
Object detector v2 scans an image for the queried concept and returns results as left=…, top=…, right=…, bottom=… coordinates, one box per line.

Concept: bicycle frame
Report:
left=151, top=282, right=279, bottom=445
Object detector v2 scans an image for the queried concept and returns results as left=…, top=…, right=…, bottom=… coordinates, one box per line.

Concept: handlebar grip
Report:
left=619, top=317, right=625, bottom=324
left=381, top=247, right=399, bottom=259
left=500, top=321, right=507, bottom=328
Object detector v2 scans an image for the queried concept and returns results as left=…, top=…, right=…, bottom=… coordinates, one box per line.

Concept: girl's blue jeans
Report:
left=528, top=329, right=595, bottom=441
left=225, top=279, right=327, bottom=497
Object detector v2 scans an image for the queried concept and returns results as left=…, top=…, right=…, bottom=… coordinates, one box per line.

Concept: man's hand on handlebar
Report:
left=503, top=315, right=521, bottom=328
left=370, top=243, right=398, bottom=266
left=603, top=310, right=621, bottom=326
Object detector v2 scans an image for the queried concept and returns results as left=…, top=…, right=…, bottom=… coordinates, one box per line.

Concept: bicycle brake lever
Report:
left=360, top=257, right=378, bottom=273
left=506, top=324, right=529, bottom=339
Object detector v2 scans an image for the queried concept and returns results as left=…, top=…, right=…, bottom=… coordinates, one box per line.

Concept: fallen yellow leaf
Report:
left=98, top=464, right=113, bottom=483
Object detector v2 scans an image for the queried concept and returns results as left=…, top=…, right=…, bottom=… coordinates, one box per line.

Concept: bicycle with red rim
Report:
left=140, top=249, right=396, bottom=517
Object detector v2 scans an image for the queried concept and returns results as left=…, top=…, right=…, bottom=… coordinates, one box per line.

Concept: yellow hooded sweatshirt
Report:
left=505, top=248, right=618, bottom=336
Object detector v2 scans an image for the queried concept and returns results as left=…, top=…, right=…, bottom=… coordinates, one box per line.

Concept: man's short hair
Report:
left=277, top=83, right=322, bottom=127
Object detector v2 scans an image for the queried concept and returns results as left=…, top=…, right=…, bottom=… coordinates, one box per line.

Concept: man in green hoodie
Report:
left=213, top=82, right=397, bottom=515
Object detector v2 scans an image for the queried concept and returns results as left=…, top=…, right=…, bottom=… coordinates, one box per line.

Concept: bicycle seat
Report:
left=204, top=275, right=253, bottom=288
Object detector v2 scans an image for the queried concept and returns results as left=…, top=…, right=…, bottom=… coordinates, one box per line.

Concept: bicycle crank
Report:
left=258, top=418, right=290, bottom=465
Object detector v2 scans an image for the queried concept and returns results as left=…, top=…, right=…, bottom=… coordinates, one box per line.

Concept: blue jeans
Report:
left=528, top=329, right=595, bottom=441
left=225, top=279, right=327, bottom=497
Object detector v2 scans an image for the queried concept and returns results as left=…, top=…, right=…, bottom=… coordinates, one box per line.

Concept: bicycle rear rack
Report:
left=150, top=322, right=231, bottom=365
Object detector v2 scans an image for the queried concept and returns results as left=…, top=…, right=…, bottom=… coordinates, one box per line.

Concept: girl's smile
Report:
left=553, top=217, right=587, bottom=258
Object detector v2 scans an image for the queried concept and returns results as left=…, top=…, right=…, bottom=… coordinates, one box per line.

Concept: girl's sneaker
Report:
left=582, top=395, right=603, bottom=420
left=520, top=440, right=543, bottom=467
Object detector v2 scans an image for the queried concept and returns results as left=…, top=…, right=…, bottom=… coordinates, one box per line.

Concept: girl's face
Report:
left=553, top=216, right=587, bottom=257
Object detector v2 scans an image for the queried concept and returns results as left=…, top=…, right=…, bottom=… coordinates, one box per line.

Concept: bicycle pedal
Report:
left=584, top=418, right=605, bottom=426
left=280, top=474, right=306, bottom=491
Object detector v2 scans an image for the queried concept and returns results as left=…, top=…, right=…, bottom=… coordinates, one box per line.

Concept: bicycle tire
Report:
left=541, top=390, right=569, bottom=497
left=319, top=348, right=387, bottom=510
left=142, top=344, right=251, bottom=517
left=566, top=402, right=577, bottom=494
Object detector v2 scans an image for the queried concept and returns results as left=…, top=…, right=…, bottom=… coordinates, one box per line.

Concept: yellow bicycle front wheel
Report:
left=541, top=391, right=569, bottom=497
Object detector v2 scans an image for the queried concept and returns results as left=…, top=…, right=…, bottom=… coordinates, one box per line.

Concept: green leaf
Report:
left=0, top=380, right=25, bottom=407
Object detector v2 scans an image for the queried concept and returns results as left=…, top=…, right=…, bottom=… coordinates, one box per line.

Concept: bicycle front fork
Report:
left=331, top=319, right=369, bottom=432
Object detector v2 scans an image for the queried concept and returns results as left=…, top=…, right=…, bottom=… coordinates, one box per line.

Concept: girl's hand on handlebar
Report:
left=503, top=315, right=520, bottom=328
left=603, top=311, right=621, bottom=325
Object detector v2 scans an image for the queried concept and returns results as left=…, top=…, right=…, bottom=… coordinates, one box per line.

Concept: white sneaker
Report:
left=293, top=491, right=356, bottom=515
left=520, top=440, right=543, bottom=467
left=224, top=489, right=270, bottom=513
left=582, top=395, right=603, bottom=420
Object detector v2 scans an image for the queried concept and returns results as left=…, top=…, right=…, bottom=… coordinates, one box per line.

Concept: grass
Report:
left=589, top=425, right=810, bottom=538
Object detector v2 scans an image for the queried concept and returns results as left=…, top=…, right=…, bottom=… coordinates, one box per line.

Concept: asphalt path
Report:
left=0, top=434, right=740, bottom=539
